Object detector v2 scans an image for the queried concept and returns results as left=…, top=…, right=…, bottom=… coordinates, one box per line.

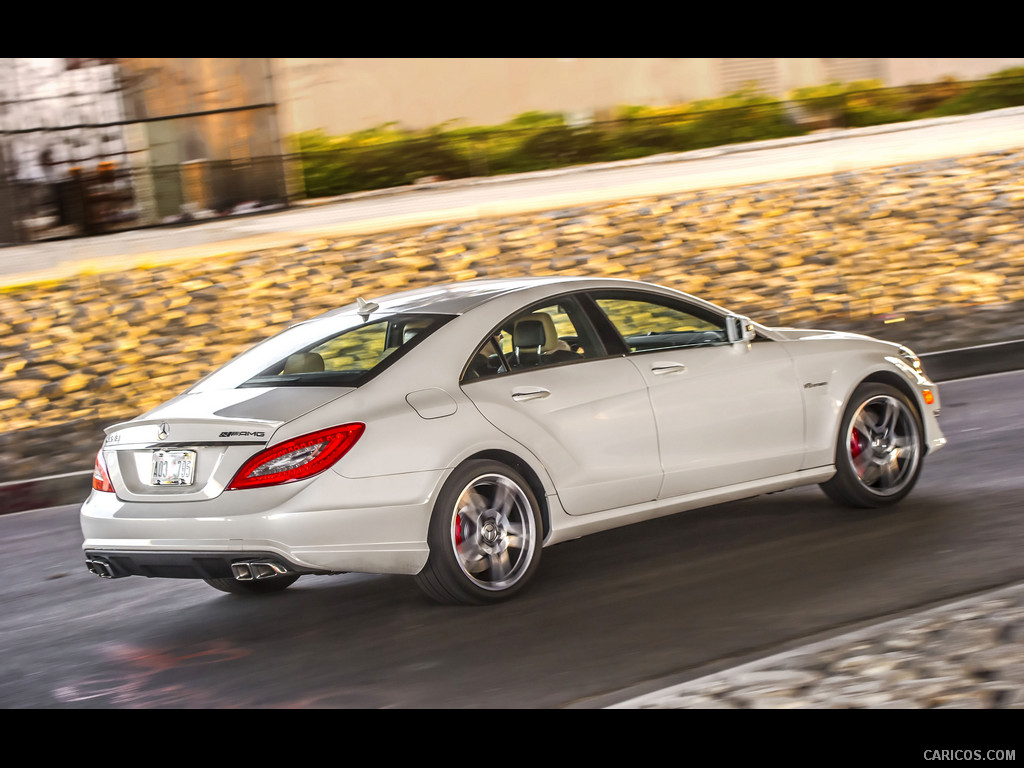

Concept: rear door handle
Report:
left=511, top=387, right=551, bottom=402
left=651, top=362, right=687, bottom=375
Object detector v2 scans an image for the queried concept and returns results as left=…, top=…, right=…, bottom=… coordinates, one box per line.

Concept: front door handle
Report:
left=651, top=362, right=687, bottom=375
left=511, top=387, right=551, bottom=402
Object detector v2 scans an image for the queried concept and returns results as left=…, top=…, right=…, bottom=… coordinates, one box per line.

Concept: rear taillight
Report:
left=92, top=450, right=114, bottom=493
left=227, top=423, right=365, bottom=490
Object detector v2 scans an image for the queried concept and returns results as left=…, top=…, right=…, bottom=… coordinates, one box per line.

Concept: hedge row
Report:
left=292, top=68, right=1024, bottom=198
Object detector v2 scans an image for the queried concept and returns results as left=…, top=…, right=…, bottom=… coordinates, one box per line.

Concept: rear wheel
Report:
left=204, top=574, right=300, bottom=595
left=415, top=460, right=542, bottom=605
left=820, top=382, right=923, bottom=508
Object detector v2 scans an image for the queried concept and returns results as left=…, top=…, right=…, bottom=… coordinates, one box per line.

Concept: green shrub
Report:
left=288, top=68, right=1024, bottom=199
left=789, top=79, right=913, bottom=127
left=686, top=91, right=802, bottom=145
left=610, top=120, right=698, bottom=157
left=291, top=131, right=357, bottom=197
left=293, top=127, right=475, bottom=195
left=514, top=125, right=608, bottom=170
left=927, top=67, right=1024, bottom=115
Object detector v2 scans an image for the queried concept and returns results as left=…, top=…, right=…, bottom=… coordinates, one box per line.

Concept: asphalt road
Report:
left=2, top=369, right=1022, bottom=709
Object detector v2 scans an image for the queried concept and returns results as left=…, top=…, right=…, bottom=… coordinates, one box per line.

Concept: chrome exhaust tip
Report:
left=231, top=561, right=290, bottom=581
left=86, top=557, right=117, bottom=579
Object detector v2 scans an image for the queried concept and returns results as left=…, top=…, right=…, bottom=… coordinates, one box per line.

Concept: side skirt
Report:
left=543, top=467, right=836, bottom=546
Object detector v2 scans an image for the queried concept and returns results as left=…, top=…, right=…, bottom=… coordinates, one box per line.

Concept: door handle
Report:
left=651, top=362, right=686, bottom=375
left=511, top=387, right=551, bottom=402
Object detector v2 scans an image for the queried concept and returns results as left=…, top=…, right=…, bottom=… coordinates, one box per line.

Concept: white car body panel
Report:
left=624, top=341, right=806, bottom=497
left=100, top=386, right=356, bottom=502
left=542, top=467, right=838, bottom=546
left=81, top=276, right=946, bottom=595
left=82, top=465, right=444, bottom=574
left=462, top=356, right=661, bottom=515
left=765, top=329, right=945, bottom=465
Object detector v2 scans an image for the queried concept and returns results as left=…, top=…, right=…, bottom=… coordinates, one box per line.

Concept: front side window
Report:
left=593, top=295, right=727, bottom=353
left=462, top=297, right=602, bottom=381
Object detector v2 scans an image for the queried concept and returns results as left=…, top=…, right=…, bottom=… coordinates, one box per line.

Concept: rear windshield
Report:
left=189, top=313, right=452, bottom=392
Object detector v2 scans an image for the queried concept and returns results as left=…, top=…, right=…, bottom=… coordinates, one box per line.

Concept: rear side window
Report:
left=192, top=314, right=452, bottom=391
left=243, top=315, right=448, bottom=387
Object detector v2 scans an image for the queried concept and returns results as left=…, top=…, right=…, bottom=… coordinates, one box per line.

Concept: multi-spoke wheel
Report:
left=415, top=460, right=542, bottom=605
left=821, top=382, right=924, bottom=508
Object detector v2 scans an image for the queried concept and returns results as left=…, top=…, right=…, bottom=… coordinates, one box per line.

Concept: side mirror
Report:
left=726, top=314, right=755, bottom=344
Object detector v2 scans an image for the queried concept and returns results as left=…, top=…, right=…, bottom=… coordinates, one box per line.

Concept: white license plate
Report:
left=150, top=450, right=196, bottom=486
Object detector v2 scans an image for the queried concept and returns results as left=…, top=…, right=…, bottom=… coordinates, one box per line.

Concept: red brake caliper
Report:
left=850, top=430, right=864, bottom=459
left=454, top=514, right=463, bottom=545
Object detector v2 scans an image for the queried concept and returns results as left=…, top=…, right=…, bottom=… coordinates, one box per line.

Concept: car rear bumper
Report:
left=80, top=467, right=447, bottom=577
left=83, top=549, right=319, bottom=580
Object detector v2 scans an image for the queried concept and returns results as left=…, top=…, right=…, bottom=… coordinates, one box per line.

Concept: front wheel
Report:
left=820, top=382, right=924, bottom=508
left=415, top=460, right=542, bottom=605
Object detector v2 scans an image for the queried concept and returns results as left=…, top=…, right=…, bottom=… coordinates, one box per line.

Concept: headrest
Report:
left=282, top=352, right=325, bottom=374
left=403, top=319, right=432, bottom=344
left=513, top=313, right=558, bottom=352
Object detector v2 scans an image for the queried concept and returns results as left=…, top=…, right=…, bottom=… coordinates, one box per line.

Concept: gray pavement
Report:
left=604, top=579, right=1024, bottom=709
left=4, top=107, right=1024, bottom=709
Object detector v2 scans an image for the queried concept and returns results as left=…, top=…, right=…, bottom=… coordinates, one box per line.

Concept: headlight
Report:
left=897, top=345, right=923, bottom=373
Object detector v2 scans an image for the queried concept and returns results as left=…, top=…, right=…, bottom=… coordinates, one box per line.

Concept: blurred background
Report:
left=2, top=57, right=1023, bottom=242
left=1, top=57, right=1023, bottom=502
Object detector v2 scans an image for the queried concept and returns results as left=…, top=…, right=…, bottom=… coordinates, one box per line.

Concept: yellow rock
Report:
left=504, top=226, right=542, bottom=241
left=379, top=273, right=410, bottom=288
left=3, top=379, right=46, bottom=399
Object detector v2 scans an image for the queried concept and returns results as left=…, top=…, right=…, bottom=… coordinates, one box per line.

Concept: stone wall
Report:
left=1, top=147, right=1023, bottom=483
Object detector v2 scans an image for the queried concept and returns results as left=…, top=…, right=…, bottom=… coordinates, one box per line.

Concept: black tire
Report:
left=415, top=460, right=542, bottom=605
left=204, top=574, right=300, bottom=595
left=820, top=382, right=924, bottom=508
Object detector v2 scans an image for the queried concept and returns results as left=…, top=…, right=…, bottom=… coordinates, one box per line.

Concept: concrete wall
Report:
left=886, top=58, right=1024, bottom=85
left=274, top=58, right=1024, bottom=136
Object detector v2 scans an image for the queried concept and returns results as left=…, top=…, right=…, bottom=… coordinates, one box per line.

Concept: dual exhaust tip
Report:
left=84, top=556, right=289, bottom=581
left=231, top=561, right=290, bottom=581
left=86, top=556, right=119, bottom=579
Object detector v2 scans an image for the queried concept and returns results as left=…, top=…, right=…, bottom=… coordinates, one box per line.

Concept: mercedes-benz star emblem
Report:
left=158, top=423, right=169, bottom=440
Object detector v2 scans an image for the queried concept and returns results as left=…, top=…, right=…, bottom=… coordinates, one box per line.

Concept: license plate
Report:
left=150, top=450, right=196, bottom=486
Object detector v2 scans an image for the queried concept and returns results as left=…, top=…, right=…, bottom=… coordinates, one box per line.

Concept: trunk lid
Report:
left=101, top=387, right=352, bottom=502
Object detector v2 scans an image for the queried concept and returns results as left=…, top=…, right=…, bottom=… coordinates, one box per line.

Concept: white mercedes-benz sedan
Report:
left=82, top=276, right=945, bottom=604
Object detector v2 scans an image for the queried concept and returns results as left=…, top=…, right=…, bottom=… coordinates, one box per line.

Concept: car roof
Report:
left=320, top=276, right=649, bottom=318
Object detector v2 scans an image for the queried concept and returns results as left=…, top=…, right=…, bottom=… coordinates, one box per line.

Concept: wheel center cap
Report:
left=871, top=437, right=894, bottom=454
left=481, top=521, right=501, bottom=545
